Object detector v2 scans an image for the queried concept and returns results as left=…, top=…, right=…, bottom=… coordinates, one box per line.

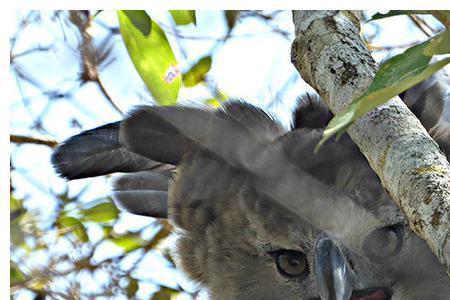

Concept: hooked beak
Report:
left=314, top=233, right=353, bottom=300
left=314, top=233, right=392, bottom=300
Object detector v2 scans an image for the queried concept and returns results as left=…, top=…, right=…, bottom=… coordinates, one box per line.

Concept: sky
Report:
left=9, top=10, right=446, bottom=300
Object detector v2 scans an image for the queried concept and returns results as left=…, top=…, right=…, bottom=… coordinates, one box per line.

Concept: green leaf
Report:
left=10, top=217, right=25, bottom=246
left=57, top=216, right=89, bottom=243
left=122, top=10, right=152, bottom=36
left=182, top=56, right=212, bottom=87
left=424, top=28, right=450, bottom=55
left=10, top=261, right=26, bottom=284
left=170, top=10, right=196, bottom=25
left=80, top=202, right=118, bottom=223
left=110, top=233, right=146, bottom=252
left=204, top=98, right=222, bottom=108
left=225, top=10, right=239, bottom=31
left=10, top=194, right=26, bottom=246
left=152, top=287, right=180, bottom=300
left=118, top=10, right=181, bottom=105
left=102, top=225, right=113, bottom=238
left=127, top=278, right=139, bottom=298
left=318, top=32, right=450, bottom=150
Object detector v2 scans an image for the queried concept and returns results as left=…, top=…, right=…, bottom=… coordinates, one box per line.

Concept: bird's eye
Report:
left=363, top=224, right=404, bottom=262
left=269, top=249, right=309, bottom=279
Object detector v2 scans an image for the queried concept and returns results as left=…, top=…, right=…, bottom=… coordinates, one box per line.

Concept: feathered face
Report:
left=52, top=91, right=450, bottom=299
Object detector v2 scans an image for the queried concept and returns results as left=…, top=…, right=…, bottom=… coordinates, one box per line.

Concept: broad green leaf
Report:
left=170, top=10, right=196, bottom=25
left=80, top=202, right=118, bottom=223
left=152, top=287, right=180, bottom=300
left=10, top=261, right=26, bottom=284
left=110, top=234, right=146, bottom=252
left=57, top=216, right=89, bottom=243
left=424, top=28, right=450, bottom=55
left=182, top=56, right=212, bottom=87
left=127, top=278, right=139, bottom=298
left=318, top=32, right=450, bottom=150
left=118, top=10, right=181, bottom=105
left=122, top=10, right=152, bottom=36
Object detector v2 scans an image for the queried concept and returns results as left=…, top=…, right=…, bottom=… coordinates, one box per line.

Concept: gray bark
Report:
left=291, top=10, right=450, bottom=276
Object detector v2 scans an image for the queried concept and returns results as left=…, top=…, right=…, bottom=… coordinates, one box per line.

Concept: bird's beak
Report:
left=314, top=233, right=354, bottom=300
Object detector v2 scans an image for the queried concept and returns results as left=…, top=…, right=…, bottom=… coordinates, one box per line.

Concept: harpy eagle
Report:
left=52, top=70, right=450, bottom=300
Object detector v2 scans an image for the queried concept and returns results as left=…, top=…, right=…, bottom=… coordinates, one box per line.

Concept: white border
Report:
left=1, top=8, right=12, bottom=300
left=7, top=0, right=450, bottom=10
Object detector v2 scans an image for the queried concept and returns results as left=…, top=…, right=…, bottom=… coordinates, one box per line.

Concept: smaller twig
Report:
left=415, top=15, right=440, bottom=34
left=11, top=46, right=52, bottom=61
left=95, top=76, right=123, bottom=115
left=10, top=134, right=58, bottom=148
left=367, top=40, right=421, bottom=52
left=408, top=15, right=433, bottom=37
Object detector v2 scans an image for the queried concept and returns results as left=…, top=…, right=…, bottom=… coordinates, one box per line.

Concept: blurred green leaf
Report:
left=225, top=10, right=239, bottom=31
left=118, top=10, right=181, bottom=105
left=170, top=10, right=196, bottom=25
left=182, top=56, right=212, bottom=87
left=152, top=287, right=180, bottom=299
left=127, top=278, right=139, bottom=298
left=10, top=217, right=25, bottom=246
left=122, top=10, right=152, bottom=36
left=57, top=216, right=89, bottom=243
left=10, top=193, right=23, bottom=212
left=110, top=233, right=146, bottom=252
left=204, top=98, right=222, bottom=108
left=319, top=32, right=450, bottom=149
left=11, top=194, right=26, bottom=246
left=102, top=225, right=113, bottom=238
left=80, top=202, right=118, bottom=223
left=10, top=261, right=26, bottom=285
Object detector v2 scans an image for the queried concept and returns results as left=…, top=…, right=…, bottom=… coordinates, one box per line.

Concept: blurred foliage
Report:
left=10, top=9, right=447, bottom=299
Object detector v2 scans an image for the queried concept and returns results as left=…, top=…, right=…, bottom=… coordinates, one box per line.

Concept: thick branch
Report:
left=291, top=11, right=450, bottom=275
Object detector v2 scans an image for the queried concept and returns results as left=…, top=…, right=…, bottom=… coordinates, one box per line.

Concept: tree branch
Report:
left=291, top=10, right=450, bottom=276
left=10, top=134, right=58, bottom=148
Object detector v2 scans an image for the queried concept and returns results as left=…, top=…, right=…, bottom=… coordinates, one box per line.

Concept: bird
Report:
left=51, top=69, right=450, bottom=300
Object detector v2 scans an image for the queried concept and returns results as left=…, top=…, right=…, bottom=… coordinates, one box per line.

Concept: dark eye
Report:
left=363, top=224, right=404, bottom=262
left=269, top=249, right=309, bottom=279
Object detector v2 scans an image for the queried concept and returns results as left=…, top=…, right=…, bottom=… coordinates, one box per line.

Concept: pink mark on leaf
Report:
left=164, top=65, right=181, bottom=84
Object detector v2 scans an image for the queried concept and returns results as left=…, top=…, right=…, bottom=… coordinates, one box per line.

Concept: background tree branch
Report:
left=291, top=10, right=450, bottom=276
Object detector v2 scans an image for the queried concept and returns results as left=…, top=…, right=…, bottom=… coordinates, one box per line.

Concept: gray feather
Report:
left=51, top=122, right=161, bottom=180
left=110, top=170, right=171, bottom=218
